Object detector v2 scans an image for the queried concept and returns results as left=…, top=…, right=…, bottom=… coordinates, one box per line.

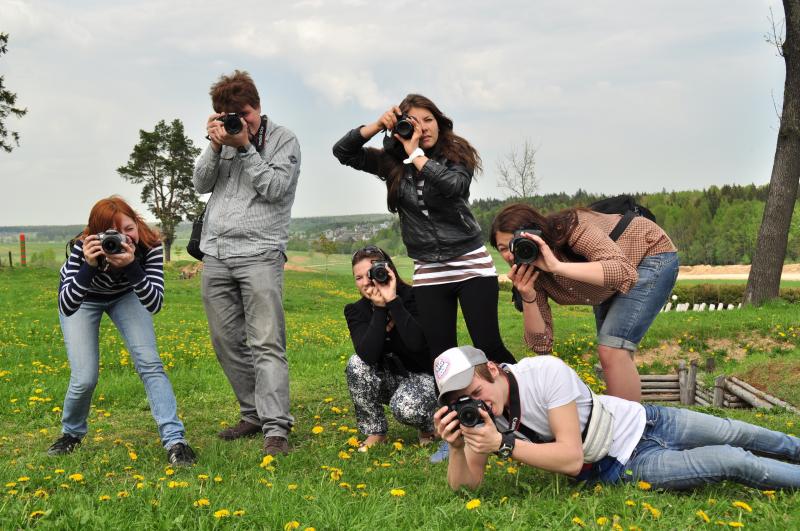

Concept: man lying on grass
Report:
left=433, top=346, right=800, bottom=490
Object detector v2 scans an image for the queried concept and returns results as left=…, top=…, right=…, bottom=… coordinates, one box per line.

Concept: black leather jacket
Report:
left=333, top=128, right=484, bottom=262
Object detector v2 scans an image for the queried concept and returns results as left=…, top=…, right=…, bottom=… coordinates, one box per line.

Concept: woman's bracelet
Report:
left=520, top=294, right=537, bottom=304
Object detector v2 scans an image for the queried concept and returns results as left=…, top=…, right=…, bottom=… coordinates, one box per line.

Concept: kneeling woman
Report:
left=491, top=203, right=678, bottom=401
left=50, top=196, right=196, bottom=465
left=345, top=246, right=438, bottom=450
left=434, top=346, right=800, bottom=491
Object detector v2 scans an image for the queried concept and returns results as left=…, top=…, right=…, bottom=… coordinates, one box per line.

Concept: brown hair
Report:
left=489, top=203, right=586, bottom=260
left=210, top=70, right=260, bottom=113
left=82, top=196, right=160, bottom=249
left=351, top=245, right=409, bottom=289
left=367, top=94, right=482, bottom=213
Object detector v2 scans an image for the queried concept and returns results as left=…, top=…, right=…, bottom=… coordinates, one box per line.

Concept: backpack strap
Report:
left=608, top=210, right=637, bottom=242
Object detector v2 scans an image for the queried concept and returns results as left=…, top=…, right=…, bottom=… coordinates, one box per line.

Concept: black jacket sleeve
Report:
left=385, top=293, right=427, bottom=353
left=344, top=300, right=388, bottom=366
left=332, top=127, right=394, bottom=180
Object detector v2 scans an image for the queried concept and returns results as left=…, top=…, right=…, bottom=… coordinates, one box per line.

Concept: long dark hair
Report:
left=351, top=245, right=410, bottom=289
left=367, top=94, right=482, bottom=213
left=489, top=203, right=586, bottom=262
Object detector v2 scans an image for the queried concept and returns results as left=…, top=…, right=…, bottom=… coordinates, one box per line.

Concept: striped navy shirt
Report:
left=58, top=239, right=165, bottom=316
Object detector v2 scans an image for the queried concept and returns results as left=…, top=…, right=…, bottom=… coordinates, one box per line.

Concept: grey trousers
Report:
left=345, top=354, right=437, bottom=435
left=201, top=251, right=293, bottom=438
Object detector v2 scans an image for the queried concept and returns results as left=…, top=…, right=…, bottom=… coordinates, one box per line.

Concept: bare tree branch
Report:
left=496, top=139, right=540, bottom=198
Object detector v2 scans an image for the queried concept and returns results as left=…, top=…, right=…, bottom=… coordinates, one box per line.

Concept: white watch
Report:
left=403, top=147, right=425, bottom=165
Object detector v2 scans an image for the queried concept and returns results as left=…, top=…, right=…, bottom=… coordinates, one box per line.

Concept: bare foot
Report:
left=358, top=434, right=388, bottom=452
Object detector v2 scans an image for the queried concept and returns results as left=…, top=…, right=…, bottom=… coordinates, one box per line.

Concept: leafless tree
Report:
left=496, top=140, right=540, bottom=198
left=745, top=0, right=800, bottom=305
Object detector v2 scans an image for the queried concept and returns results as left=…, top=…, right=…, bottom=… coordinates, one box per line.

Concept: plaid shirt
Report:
left=525, top=210, right=675, bottom=353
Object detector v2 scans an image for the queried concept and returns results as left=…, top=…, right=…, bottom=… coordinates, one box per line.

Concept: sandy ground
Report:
left=677, top=263, right=800, bottom=280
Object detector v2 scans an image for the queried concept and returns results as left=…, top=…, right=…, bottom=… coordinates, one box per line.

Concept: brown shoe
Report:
left=262, top=436, right=290, bottom=456
left=218, top=420, right=262, bottom=441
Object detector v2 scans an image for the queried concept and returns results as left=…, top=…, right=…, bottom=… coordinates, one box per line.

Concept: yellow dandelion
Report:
left=597, top=516, right=609, bottom=525
left=288, top=484, right=298, bottom=490
left=29, top=511, right=46, bottom=519
left=4, top=482, right=16, bottom=488
left=347, top=436, right=360, bottom=447
left=54, top=469, right=65, bottom=474
left=34, top=489, right=48, bottom=499
left=728, top=523, right=744, bottom=528
left=572, top=516, right=586, bottom=527
left=323, top=397, right=333, bottom=403
left=311, top=426, right=324, bottom=435
left=165, top=468, right=175, bottom=476
left=338, top=451, right=351, bottom=460
left=625, top=500, right=635, bottom=506
left=233, top=510, right=245, bottom=516
left=762, top=490, right=776, bottom=498
left=117, top=490, right=129, bottom=498
left=128, top=451, right=137, bottom=461
left=17, top=476, right=30, bottom=482
left=696, top=510, right=710, bottom=523
left=136, top=482, right=145, bottom=489
left=214, top=509, right=231, bottom=518
left=465, top=499, right=481, bottom=510
left=99, top=494, right=111, bottom=502
left=193, top=498, right=210, bottom=507
left=642, top=502, right=661, bottom=519
left=68, top=473, right=83, bottom=482
left=393, top=441, right=403, bottom=450
left=637, top=480, right=651, bottom=490
left=732, top=501, right=752, bottom=513
left=197, top=474, right=209, bottom=480
left=261, top=455, right=275, bottom=468
left=390, top=488, right=406, bottom=497
left=132, top=474, right=144, bottom=480
left=507, top=466, right=518, bottom=474
left=331, top=406, right=342, bottom=414
left=330, top=468, right=342, bottom=481
left=339, top=482, right=351, bottom=489
left=214, top=475, right=223, bottom=483
left=356, top=483, right=366, bottom=489
left=285, top=521, right=300, bottom=530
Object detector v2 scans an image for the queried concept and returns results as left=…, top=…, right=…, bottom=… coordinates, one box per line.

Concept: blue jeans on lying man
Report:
left=59, top=291, right=186, bottom=448
left=623, top=405, right=800, bottom=490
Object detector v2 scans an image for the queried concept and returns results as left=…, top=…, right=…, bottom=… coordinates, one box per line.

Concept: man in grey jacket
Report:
left=193, top=70, right=301, bottom=456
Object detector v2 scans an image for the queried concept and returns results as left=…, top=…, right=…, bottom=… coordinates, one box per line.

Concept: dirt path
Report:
left=678, top=263, right=800, bottom=280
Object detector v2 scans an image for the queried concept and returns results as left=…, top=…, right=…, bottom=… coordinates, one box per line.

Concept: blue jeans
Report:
left=594, top=252, right=679, bottom=351
left=59, top=291, right=186, bottom=448
left=625, top=405, right=800, bottom=490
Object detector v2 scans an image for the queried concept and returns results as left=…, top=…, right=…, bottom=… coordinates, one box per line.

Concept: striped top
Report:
left=192, top=115, right=301, bottom=259
left=58, top=239, right=165, bottom=316
left=412, top=246, right=497, bottom=286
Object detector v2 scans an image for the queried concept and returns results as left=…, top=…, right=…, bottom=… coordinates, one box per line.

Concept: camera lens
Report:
left=100, top=233, right=124, bottom=254
left=457, top=406, right=482, bottom=427
left=394, top=118, right=414, bottom=140
left=221, top=114, right=243, bottom=135
left=368, top=262, right=390, bottom=284
left=512, top=238, right=539, bottom=264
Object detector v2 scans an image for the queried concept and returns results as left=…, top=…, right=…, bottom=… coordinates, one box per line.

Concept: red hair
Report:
left=82, top=196, right=160, bottom=249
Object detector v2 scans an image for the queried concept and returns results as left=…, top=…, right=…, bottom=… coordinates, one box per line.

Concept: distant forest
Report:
left=304, top=184, right=799, bottom=266
left=3, top=184, right=798, bottom=266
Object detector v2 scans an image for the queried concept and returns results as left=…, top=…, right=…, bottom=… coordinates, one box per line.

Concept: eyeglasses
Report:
left=351, top=245, right=387, bottom=263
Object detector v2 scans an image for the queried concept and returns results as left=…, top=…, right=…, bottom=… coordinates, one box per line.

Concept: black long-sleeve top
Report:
left=344, top=283, right=433, bottom=375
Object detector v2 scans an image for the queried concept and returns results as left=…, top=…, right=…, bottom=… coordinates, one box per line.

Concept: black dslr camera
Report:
left=448, top=396, right=489, bottom=427
left=509, top=228, right=542, bottom=265
left=368, top=261, right=390, bottom=284
left=218, top=112, right=244, bottom=135
left=382, top=113, right=415, bottom=160
left=98, top=230, right=126, bottom=255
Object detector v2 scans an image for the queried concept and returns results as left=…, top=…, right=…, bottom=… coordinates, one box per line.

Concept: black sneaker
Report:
left=47, top=434, right=82, bottom=456
left=167, top=442, right=197, bottom=466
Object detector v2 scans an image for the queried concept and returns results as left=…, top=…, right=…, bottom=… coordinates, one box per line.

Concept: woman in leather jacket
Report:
left=333, top=94, right=515, bottom=366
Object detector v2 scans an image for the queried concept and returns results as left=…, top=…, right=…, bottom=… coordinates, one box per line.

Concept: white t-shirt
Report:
left=499, top=356, right=646, bottom=466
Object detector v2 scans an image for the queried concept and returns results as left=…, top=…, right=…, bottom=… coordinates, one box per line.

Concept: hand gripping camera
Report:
left=448, top=396, right=489, bottom=427
left=218, top=112, right=244, bottom=135
left=509, top=228, right=542, bottom=265
left=382, top=113, right=415, bottom=160
left=98, top=230, right=126, bottom=255
left=368, top=261, right=390, bottom=284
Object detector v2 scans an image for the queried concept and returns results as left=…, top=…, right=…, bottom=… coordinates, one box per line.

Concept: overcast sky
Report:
left=0, top=0, right=785, bottom=226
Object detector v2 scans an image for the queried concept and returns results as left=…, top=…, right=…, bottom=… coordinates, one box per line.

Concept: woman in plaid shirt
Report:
left=490, top=203, right=678, bottom=401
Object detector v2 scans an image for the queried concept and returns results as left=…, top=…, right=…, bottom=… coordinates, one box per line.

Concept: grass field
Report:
left=1, top=262, right=800, bottom=529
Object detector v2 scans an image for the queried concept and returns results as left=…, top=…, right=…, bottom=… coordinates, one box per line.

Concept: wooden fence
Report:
left=597, top=359, right=799, bottom=413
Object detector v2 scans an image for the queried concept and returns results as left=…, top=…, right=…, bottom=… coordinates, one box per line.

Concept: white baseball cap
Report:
left=433, top=346, right=488, bottom=400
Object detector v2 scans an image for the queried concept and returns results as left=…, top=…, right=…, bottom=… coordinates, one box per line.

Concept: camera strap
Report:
left=253, top=116, right=268, bottom=151
left=500, top=366, right=544, bottom=443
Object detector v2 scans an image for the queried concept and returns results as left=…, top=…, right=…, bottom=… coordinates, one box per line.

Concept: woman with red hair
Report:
left=49, top=196, right=196, bottom=465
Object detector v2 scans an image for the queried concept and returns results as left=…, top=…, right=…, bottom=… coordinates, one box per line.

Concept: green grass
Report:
left=1, top=266, right=800, bottom=529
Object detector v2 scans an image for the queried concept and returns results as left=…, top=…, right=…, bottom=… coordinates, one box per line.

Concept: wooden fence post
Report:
left=678, top=360, right=689, bottom=404
left=713, top=375, right=725, bottom=407
left=687, top=359, right=698, bottom=405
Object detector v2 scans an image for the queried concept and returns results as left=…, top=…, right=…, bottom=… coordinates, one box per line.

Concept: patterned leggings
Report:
left=344, top=354, right=437, bottom=435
